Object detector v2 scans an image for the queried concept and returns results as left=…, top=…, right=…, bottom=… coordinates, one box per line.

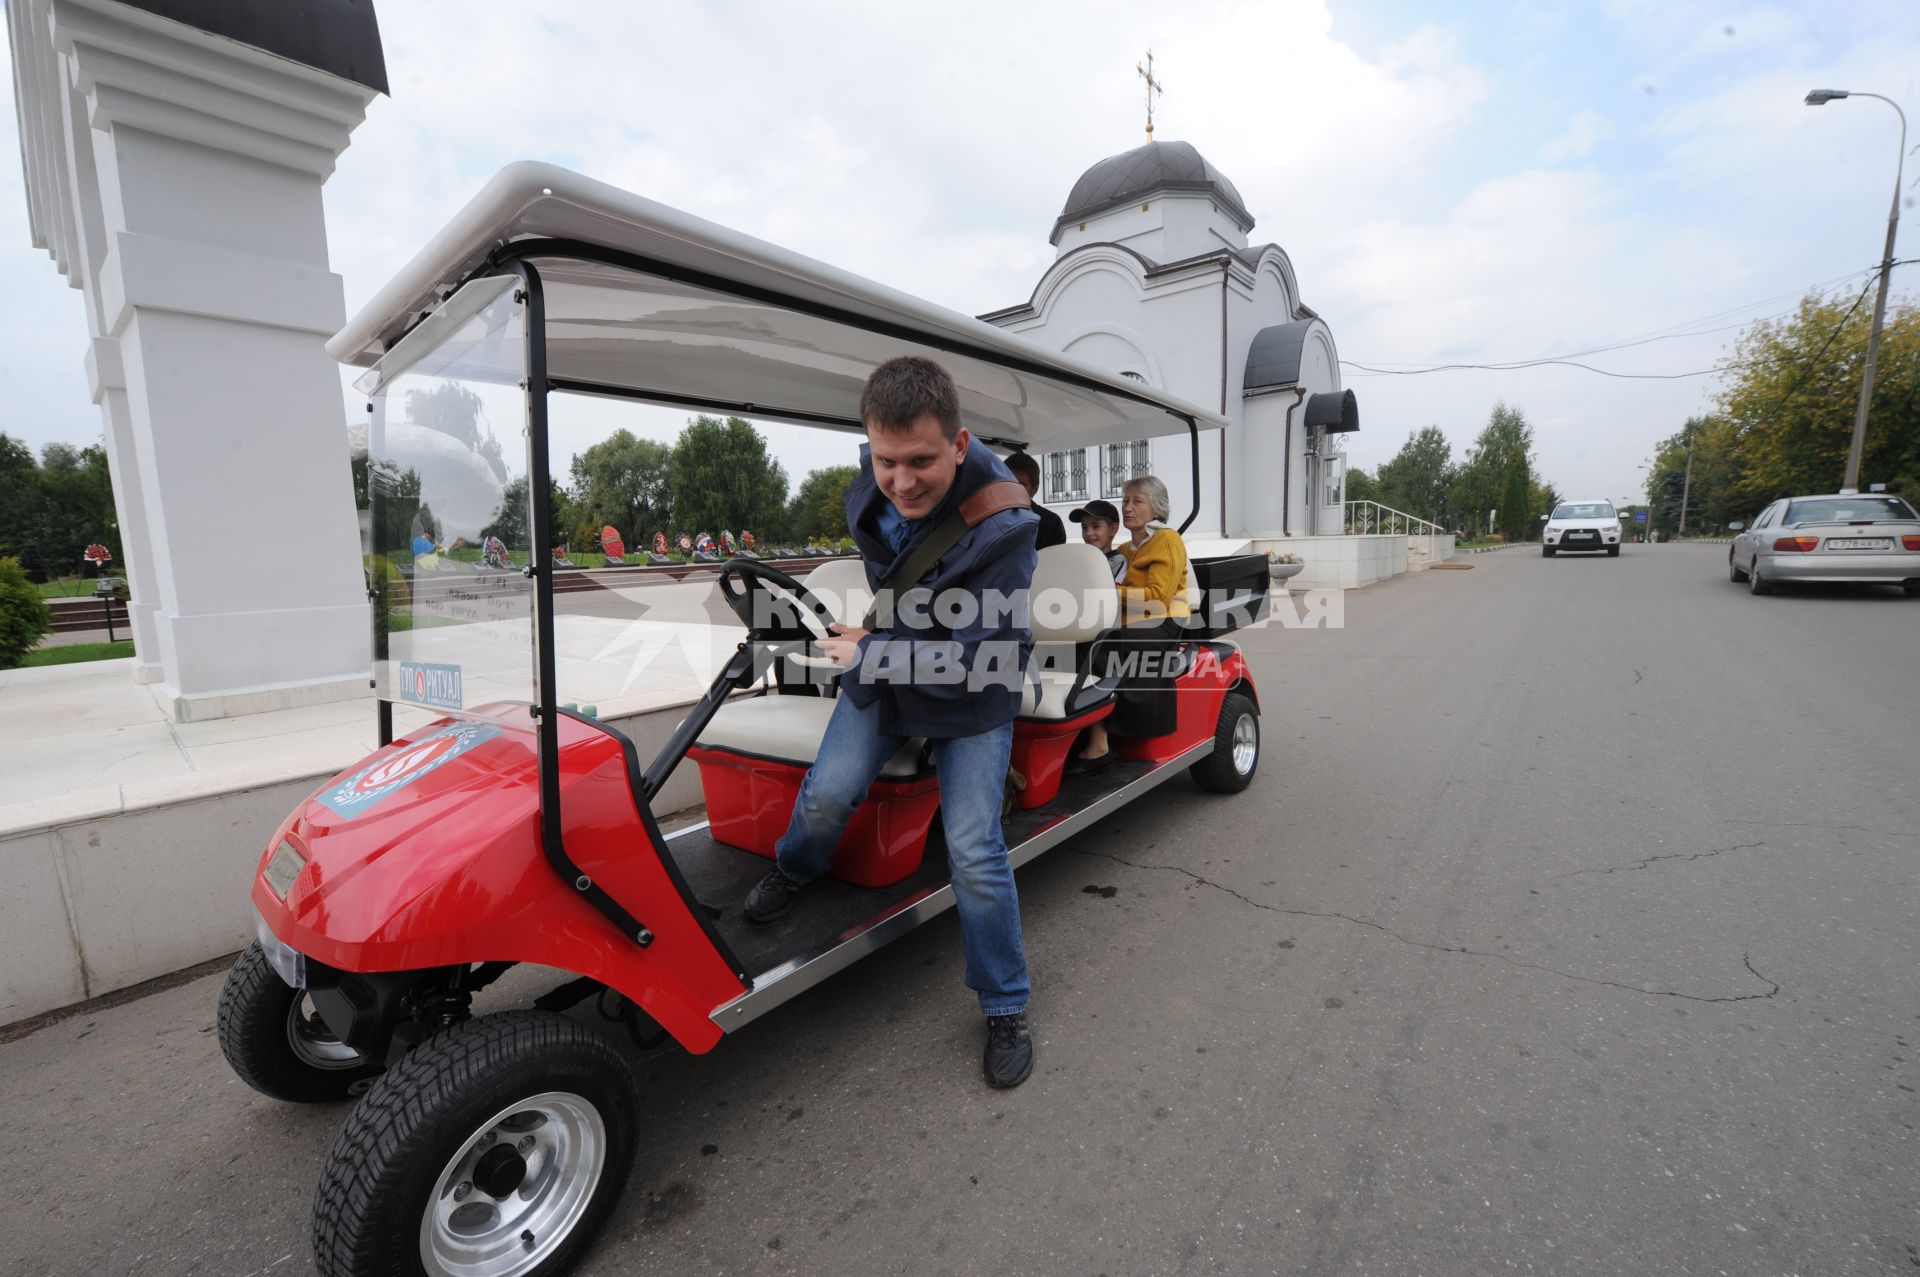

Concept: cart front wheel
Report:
left=312, top=1010, right=638, bottom=1277
left=218, top=942, right=379, bottom=1103
left=1192, top=690, right=1259, bottom=794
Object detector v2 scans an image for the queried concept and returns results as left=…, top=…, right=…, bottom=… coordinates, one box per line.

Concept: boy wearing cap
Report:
left=1070, top=499, right=1128, bottom=582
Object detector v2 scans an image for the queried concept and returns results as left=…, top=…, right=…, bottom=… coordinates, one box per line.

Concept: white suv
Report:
left=1543, top=500, right=1622, bottom=557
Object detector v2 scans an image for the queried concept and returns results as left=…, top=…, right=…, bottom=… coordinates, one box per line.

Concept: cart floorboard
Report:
left=667, top=744, right=1209, bottom=1031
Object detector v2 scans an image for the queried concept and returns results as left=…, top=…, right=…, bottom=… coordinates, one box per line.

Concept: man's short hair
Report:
left=860, top=356, right=961, bottom=440
left=1003, top=451, right=1040, bottom=486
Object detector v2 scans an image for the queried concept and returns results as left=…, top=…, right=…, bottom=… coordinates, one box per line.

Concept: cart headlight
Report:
left=263, top=838, right=306, bottom=900
left=254, top=910, right=307, bottom=989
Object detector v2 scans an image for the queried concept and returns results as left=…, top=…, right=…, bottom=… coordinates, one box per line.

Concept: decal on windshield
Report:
left=315, top=721, right=502, bottom=821
left=398, top=661, right=464, bottom=710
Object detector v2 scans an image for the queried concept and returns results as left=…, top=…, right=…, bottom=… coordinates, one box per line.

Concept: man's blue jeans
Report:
left=773, top=693, right=1030, bottom=1017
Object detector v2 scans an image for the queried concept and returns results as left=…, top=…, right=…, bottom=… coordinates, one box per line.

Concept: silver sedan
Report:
left=1728, top=493, right=1920, bottom=596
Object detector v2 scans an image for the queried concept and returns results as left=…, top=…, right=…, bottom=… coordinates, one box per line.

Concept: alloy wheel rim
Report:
left=1231, top=713, right=1257, bottom=774
left=419, top=1091, right=606, bottom=1277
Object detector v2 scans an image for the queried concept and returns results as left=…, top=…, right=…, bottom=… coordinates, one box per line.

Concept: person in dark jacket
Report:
left=743, top=356, right=1041, bottom=1089
left=1004, top=451, right=1066, bottom=549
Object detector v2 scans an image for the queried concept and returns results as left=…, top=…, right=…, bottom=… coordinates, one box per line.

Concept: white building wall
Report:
left=1001, top=256, right=1231, bottom=531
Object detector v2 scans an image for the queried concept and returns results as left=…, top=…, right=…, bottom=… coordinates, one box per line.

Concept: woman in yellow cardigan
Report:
left=1069, top=475, right=1189, bottom=772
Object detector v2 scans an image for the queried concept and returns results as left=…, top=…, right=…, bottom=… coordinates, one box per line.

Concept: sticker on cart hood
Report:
left=315, top=721, right=503, bottom=821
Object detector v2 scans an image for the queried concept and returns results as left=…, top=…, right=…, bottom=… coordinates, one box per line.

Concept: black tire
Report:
left=1729, top=550, right=1748, bottom=583
left=312, top=1010, right=639, bottom=1277
left=1904, top=581, right=1920, bottom=598
left=1192, top=690, right=1258, bottom=794
left=1541, top=547, right=1555, bottom=557
left=1749, top=562, right=1772, bottom=595
left=1607, top=545, right=1620, bottom=557
left=218, top=942, right=380, bottom=1103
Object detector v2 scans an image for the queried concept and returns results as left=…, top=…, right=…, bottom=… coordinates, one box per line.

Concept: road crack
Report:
left=1722, top=818, right=1916, bottom=841
left=1069, top=845, right=1780, bottom=1004
left=1554, top=839, right=1766, bottom=880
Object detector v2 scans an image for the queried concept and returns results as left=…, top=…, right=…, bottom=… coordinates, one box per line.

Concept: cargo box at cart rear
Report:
left=1185, top=554, right=1272, bottom=639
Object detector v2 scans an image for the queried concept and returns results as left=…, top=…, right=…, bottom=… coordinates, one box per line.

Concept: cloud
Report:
left=1538, top=111, right=1615, bottom=163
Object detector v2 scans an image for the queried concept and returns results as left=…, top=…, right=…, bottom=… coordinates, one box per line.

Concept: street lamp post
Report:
left=1677, top=429, right=1695, bottom=537
left=1805, top=89, right=1906, bottom=495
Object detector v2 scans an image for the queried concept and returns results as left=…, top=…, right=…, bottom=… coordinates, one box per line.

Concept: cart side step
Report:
left=704, top=739, right=1211, bottom=1033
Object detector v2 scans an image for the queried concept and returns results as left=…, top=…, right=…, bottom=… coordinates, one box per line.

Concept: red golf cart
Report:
left=218, top=163, right=1270, bottom=1277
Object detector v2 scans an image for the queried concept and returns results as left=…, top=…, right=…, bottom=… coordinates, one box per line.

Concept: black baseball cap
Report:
left=1069, top=499, right=1120, bottom=524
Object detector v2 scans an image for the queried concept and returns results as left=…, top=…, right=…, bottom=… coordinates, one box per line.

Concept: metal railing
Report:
left=1344, top=500, right=1447, bottom=561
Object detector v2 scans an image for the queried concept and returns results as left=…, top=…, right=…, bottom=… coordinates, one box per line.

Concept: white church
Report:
left=981, top=137, right=1359, bottom=543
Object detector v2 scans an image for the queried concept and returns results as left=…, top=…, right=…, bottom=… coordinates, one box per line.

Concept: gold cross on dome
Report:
left=1137, top=50, right=1164, bottom=143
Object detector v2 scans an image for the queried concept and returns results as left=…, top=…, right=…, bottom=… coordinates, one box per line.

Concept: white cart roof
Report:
left=331, top=162, right=1225, bottom=448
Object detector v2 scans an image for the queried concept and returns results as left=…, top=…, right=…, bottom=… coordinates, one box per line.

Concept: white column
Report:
left=53, top=44, right=164, bottom=677
left=12, top=0, right=379, bottom=719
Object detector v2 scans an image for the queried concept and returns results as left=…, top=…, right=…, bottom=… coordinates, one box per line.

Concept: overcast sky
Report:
left=4, top=0, right=1916, bottom=507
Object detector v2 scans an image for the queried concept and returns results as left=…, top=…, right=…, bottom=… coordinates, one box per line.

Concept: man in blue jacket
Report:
left=742, top=355, right=1041, bottom=1089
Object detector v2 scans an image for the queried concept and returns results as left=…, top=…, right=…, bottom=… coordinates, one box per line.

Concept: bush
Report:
left=0, top=555, right=54, bottom=668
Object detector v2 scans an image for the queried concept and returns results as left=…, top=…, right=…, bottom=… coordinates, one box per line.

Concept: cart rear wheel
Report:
left=312, top=1010, right=638, bottom=1277
left=218, top=941, right=379, bottom=1103
left=1192, top=690, right=1259, bottom=794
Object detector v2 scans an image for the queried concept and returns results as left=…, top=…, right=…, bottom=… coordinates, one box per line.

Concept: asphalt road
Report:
left=4, top=543, right=1916, bottom=1276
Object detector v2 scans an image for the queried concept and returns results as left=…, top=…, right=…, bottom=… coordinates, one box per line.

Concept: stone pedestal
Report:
left=9, top=0, right=384, bottom=719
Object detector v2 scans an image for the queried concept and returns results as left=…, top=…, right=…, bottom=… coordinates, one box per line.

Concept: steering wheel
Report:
left=717, top=558, right=841, bottom=645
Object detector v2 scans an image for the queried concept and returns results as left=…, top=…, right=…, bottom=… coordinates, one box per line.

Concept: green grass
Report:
left=18, top=640, right=135, bottom=667
left=32, top=576, right=126, bottom=599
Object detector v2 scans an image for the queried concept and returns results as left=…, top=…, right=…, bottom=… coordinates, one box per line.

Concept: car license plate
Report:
left=1826, top=537, right=1891, bottom=550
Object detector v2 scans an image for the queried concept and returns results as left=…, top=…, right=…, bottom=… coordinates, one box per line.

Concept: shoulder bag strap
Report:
left=859, top=480, right=1031, bottom=631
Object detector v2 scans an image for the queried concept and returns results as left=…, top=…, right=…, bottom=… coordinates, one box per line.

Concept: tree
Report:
left=667, top=416, right=789, bottom=536
left=0, top=435, right=122, bottom=578
left=569, top=429, right=674, bottom=543
left=1706, top=294, right=1920, bottom=514
left=1343, top=465, right=1381, bottom=507
left=1447, top=403, right=1546, bottom=539
left=0, top=434, right=37, bottom=562
left=1498, top=451, right=1535, bottom=542
left=35, top=442, right=119, bottom=568
left=787, top=465, right=859, bottom=541
left=480, top=478, right=571, bottom=549
left=0, top=555, right=52, bottom=667
left=1374, top=426, right=1455, bottom=522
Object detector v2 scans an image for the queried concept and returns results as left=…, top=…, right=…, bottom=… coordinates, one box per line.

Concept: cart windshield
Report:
left=360, top=277, right=536, bottom=718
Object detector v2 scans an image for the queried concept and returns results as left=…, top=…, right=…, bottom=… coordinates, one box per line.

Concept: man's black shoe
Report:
left=983, top=1012, right=1034, bottom=1088
left=744, top=866, right=808, bottom=923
